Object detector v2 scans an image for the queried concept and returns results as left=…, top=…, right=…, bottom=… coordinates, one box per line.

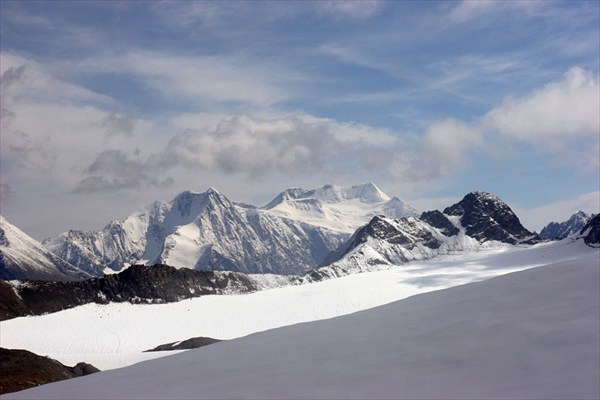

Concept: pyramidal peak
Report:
left=170, top=187, right=232, bottom=219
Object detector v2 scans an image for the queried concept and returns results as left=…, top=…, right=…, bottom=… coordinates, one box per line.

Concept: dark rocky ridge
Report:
left=0, top=348, right=99, bottom=395
left=0, top=264, right=275, bottom=321
left=320, top=215, right=444, bottom=267
left=580, top=214, right=600, bottom=247
left=443, top=191, right=538, bottom=244
left=420, top=210, right=459, bottom=237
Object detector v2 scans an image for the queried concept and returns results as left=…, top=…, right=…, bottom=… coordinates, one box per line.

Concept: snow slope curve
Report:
left=8, top=251, right=599, bottom=399
left=1, top=239, right=596, bottom=372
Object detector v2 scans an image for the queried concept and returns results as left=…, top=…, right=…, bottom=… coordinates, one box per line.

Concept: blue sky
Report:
left=1, top=0, right=599, bottom=239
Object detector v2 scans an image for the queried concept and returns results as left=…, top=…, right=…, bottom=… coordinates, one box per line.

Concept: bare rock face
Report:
left=443, top=191, right=538, bottom=244
left=581, top=214, right=600, bottom=247
left=0, top=348, right=99, bottom=395
left=420, top=210, right=459, bottom=237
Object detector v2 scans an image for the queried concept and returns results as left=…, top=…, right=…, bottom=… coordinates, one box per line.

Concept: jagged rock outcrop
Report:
left=443, top=191, right=538, bottom=244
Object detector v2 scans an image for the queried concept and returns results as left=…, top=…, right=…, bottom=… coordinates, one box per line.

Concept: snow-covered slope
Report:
left=317, top=215, right=484, bottom=278
left=540, top=210, right=594, bottom=239
left=262, top=182, right=418, bottom=233
left=2, top=239, right=595, bottom=372
left=45, top=188, right=346, bottom=276
left=0, top=216, right=90, bottom=281
left=7, top=249, right=599, bottom=399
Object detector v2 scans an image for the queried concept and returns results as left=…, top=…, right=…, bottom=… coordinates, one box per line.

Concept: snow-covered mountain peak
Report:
left=540, top=210, right=593, bottom=240
left=262, top=187, right=311, bottom=209
left=312, top=182, right=391, bottom=204
left=0, top=216, right=10, bottom=246
left=1, top=215, right=90, bottom=281
left=170, top=188, right=232, bottom=221
left=261, top=183, right=416, bottom=233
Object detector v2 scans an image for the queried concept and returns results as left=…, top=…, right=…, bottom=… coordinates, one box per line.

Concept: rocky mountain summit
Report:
left=540, top=211, right=593, bottom=239
left=443, top=191, right=538, bottom=244
left=318, top=191, right=542, bottom=277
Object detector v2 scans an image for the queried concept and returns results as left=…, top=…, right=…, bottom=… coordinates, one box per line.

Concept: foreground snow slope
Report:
left=1, top=239, right=595, bottom=371
left=8, top=251, right=599, bottom=400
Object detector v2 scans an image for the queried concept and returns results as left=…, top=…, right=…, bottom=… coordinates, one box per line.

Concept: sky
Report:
left=0, top=0, right=599, bottom=240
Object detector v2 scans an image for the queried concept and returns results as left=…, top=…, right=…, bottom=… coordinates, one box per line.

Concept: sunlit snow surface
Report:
left=1, top=239, right=597, bottom=372
left=5, top=242, right=599, bottom=400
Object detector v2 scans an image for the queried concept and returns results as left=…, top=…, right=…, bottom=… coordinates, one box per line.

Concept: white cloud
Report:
left=449, top=0, right=500, bottom=22
left=0, top=53, right=111, bottom=105
left=0, top=183, right=15, bottom=202
left=387, top=66, right=600, bottom=182
left=483, top=67, right=600, bottom=140
left=315, top=1, right=385, bottom=19
left=0, top=53, right=158, bottom=197
left=71, top=51, right=293, bottom=107
left=157, top=114, right=399, bottom=177
left=396, top=119, right=482, bottom=181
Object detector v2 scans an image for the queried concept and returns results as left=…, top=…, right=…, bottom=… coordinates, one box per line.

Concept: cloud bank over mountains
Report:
left=0, top=1, right=598, bottom=238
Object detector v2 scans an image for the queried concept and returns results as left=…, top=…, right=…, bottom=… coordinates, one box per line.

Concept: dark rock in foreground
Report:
left=0, top=348, right=99, bottom=395
left=144, top=337, right=222, bottom=352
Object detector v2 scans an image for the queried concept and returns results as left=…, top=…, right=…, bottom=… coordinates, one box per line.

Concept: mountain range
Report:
left=40, top=183, right=415, bottom=277
left=1, top=183, right=598, bottom=284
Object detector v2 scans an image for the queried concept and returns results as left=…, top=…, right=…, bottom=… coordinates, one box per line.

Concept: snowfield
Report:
left=5, top=243, right=598, bottom=399
left=1, top=239, right=596, bottom=373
